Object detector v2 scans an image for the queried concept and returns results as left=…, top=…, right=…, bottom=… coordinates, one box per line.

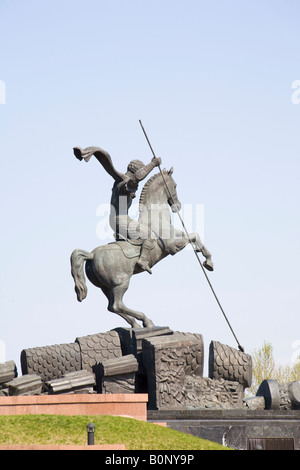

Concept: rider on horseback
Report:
left=73, top=146, right=161, bottom=274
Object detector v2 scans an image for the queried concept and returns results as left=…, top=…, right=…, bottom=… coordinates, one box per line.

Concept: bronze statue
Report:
left=71, top=146, right=213, bottom=328
left=74, top=146, right=161, bottom=274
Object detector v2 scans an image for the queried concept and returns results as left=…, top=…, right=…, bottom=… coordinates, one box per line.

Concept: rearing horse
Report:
left=70, top=168, right=213, bottom=328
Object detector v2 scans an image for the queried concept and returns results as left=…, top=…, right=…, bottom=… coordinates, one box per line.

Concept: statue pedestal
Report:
left=0, top=393, right=148, bottom=421
left=148, top=409, right=300, bottom=450
left=16, top=327, right=253, bottom=411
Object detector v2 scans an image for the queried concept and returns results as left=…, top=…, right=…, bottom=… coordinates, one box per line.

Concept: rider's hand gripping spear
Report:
left=139, top=120, right=245, bottom=353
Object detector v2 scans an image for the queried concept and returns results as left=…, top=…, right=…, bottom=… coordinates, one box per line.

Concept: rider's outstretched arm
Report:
left=134, top=157, right=161, bottom=183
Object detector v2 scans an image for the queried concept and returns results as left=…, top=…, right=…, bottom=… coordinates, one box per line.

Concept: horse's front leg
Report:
left=189, top=232, right=214, bottom=271
left=175, top=230, right=214, bottom=272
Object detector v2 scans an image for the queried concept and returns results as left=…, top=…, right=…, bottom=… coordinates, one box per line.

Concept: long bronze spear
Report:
left=139, top=120, right=244, bottom=352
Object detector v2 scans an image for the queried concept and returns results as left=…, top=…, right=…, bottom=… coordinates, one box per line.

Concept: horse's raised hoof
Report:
left=203, top=260, right=214, bottom=271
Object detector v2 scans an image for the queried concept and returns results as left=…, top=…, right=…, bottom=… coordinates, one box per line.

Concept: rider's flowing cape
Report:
left=73, top=146, right=124, bottom=182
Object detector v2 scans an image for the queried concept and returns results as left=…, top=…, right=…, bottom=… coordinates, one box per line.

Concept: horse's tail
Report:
left=70, top=249, right=94, bottom=302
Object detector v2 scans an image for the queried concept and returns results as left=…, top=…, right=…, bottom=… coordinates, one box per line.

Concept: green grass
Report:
left=0, top=415, right=230, bottom=450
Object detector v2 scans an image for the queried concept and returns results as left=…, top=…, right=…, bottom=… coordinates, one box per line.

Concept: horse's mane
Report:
left=139, top=171, right=162, bottom=210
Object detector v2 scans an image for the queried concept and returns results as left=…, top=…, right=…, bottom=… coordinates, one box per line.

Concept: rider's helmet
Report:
left=127, top=159, right=145, bottom=173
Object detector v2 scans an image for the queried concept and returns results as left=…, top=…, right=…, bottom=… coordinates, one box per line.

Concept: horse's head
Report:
left=163, top=167, right=182, bottom=213
left=139, top=167, right=181, bottom=215
left=138, top=167, right=182, bottom=239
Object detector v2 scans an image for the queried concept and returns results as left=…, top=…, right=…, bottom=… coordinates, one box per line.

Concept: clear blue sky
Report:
left=0, top=0, right=299, bottom=376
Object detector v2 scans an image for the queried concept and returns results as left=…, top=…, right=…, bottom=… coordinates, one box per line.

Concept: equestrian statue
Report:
left=71, top=145, right=214, bottom=328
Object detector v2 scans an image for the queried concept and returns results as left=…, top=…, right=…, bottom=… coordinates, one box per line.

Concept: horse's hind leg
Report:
left=107, top=282, right=155, bottom=328
left=101, top=286, right=139, bottom=328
